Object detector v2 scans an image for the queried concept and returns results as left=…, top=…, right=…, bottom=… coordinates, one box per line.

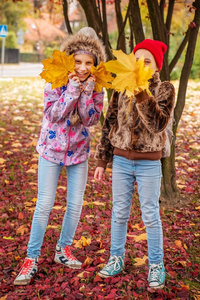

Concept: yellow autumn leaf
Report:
left=0, top=158, right=6, bottom=164
left=96, top=249, right=106, bottom=254
left=90, top=62, right=113, bottom=92
left=40, top=50, right=75, bottom=90
left=3, top=236, right=14, bottom=240
left=84, top=256, right=93, bottom=265
left=74, top=236, right=91, bottom=248
left=133, top=233, right=147, bottom=242
left=134, top=255, right=148, bottom=266
left=4, top=151, right=13, bottom=155
left=105, top=50, right=154, bottom=97
left=16, top=225, right=29, bottom=235
left=132, top=223, right=146, bottom=231
left=12, top=142, right=22, bottom=148
left=175, top=240, right=182, bottom=248
left=26, top=169, right=36, bottom=174
left=77, top=271, right=90, bottom=278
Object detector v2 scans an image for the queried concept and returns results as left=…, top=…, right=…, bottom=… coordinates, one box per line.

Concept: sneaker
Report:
left=14, top=257, right=38, bottom=285
left=98, top=255, right=124, bottom=278
left=54, top=245, right=82, bottom=269
left=148, top=262, right=165, bottom=289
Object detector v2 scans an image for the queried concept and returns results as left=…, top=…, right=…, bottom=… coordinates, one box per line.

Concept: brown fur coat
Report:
left=95, top=72, right=175, bottom=168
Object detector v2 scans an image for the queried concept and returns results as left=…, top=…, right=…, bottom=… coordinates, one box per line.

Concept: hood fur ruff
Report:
left=60, top=31, right=107, bottom=64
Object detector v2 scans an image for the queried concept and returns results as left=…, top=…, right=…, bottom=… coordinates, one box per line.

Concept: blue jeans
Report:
left=27, top=156, right=88, bottom=258
left=111, top=155, right=163, bottom=264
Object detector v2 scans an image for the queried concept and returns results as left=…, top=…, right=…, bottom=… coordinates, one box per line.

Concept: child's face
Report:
left=134, top=49, right=158, bottom=72
left=74, top=54, right=95, bottom=82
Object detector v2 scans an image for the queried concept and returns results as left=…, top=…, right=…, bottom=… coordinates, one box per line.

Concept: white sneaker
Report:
left=14, top=257, right=38, bottom=285
left=54, top=245, right=82, bottom=269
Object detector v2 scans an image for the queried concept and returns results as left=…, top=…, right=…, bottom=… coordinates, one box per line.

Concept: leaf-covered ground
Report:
left=0, top=78, right=199, bottom=300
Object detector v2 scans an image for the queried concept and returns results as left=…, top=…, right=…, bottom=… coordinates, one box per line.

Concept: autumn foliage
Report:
left=0, top=78, right=200, bottom=299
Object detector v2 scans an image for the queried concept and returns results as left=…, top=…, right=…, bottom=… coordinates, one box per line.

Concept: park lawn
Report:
left=0, top=78, right=199, bottom=299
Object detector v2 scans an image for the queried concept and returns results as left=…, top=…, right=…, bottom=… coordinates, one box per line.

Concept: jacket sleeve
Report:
left=135, top=81, right=175, bottom=134
left=95, top=91, right=119, bottom=169
left=77, top=81, right=104, bottom=127
left=43, top=80, right=81, bottom=123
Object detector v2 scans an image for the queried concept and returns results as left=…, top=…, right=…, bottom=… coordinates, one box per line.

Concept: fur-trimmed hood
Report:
left=60, top=27, right=107, bottom=65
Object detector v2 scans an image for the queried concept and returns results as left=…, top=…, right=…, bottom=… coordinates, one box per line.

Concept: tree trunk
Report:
left=129, top=0, right=145, bottom=45
left=146, top=0, right=169, bottom=80
left=62, top=0, right=72, bottom=34
left=161, top=0, right=200, bottom=203
left=115, top=0, right=126, bottom=52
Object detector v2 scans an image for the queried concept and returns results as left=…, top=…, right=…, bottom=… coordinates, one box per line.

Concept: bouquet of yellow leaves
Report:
left=40, top=50, right=113, bottom=92
left=105, top=49, right=154, bottom=97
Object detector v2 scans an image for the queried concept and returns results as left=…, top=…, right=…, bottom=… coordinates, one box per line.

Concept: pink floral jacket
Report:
left=36, top=79, right=104, bottom=165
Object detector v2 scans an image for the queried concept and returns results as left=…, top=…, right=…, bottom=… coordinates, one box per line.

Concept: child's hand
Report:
left=94, top=167, right=105, bottom=182
left=68, top=73, right=81, bottom=84
left=87, top=74, right=96, bottom=83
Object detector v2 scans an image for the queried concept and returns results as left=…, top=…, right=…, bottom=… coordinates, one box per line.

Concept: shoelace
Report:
left=63, top=246, right=77, bottom=261
left=106, top=256, right=122, bottom=271
left=20, top=259, right=34, bottom=275
left=148, top=263, right=162, bottom=281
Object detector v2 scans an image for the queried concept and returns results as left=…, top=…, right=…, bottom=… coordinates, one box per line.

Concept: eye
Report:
left=144, top=60, right=151, bottom=65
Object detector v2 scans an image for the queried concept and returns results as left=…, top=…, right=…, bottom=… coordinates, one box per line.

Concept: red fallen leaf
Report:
left=18, top=212, right=24, bottom=219
left=106, top=289, right=118, bottom=299
left=185, top=186, right=194, bottom=193
left=136, top=279, right=145, bottom=288
left=85, top=267, right=96, bottom=272
left=110, top=277, right=120, bottom=284
left=93, top=275, right=103, bottom=283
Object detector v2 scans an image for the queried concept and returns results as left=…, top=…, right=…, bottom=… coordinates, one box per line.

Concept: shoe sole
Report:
left=54, top=257, right=82, bottom=269
left=98, top=269, right=123, bottom=278
left=14, top=278, right=32, bottom=285
left=149, top=283, right=165, bottom=289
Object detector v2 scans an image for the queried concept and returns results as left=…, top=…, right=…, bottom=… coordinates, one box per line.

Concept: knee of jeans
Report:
left=142, top=213, right=161, bottom=228
left=112, top=210, right=129, bottom=224
left=35, top=202, right=52, bottom=216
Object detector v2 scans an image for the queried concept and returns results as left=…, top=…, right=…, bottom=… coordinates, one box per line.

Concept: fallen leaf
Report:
left=134, top=255, right=148, bottom=266
left=16, top=225, right=29, bottom=235
left=0, top=158, right=6, bottom=164
left=175, top=240, right=182, bottom=248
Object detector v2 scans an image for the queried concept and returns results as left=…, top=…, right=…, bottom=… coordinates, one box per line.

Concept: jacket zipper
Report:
left=64, top=125, right=72, bottom=165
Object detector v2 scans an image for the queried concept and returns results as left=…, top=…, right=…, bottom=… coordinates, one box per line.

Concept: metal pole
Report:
left=1, top=37, right=5, bottom=77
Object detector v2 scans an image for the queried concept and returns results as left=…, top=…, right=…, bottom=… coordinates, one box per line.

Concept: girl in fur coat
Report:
left=94, top=39, right=175, bottom=289
left=14, top=27, right=106, bottom=286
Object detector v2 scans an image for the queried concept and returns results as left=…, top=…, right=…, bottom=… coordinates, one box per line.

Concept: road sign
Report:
left=0, top=25, right=8, bottom=38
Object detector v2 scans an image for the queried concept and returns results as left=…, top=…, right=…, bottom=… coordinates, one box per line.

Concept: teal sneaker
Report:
left=148, top=262, right=165, bottom=289
left=98, top=255, right=124, bottom=278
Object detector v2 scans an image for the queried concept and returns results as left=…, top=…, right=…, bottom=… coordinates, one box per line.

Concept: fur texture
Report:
left=60, top=31, right=107, bottom=64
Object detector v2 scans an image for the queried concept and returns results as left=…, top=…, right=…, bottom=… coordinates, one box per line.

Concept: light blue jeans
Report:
left=111, top=155, right=163, bottom=264
left=27, top=156, right=88, bottom=258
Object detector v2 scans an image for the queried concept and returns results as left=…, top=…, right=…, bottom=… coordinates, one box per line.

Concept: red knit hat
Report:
left=133, top=39, right=167, bottom=71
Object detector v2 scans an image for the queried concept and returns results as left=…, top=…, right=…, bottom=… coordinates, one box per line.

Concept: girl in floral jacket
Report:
left=94, top=39, right=175, bottom=289
left=14, top=27, right=106, bottom=285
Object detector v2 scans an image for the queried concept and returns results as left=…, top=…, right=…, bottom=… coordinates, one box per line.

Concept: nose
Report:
left=79, top=63, right=87, bottom=71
